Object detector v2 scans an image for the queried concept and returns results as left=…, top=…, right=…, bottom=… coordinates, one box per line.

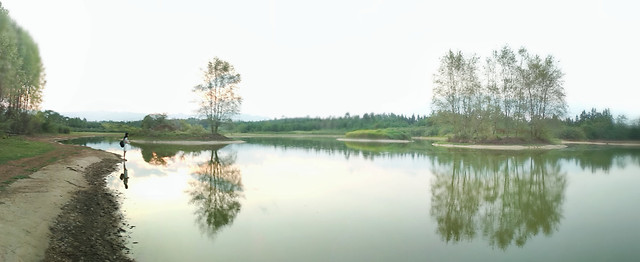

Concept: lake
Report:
left=63, top=137, right=640, bottom=261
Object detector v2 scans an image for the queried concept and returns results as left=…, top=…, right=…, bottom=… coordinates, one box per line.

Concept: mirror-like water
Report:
left=63, top=137, right=640, bottom=261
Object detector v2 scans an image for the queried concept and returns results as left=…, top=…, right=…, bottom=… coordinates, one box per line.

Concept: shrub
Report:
left=558, top=126, right=586, bottom=140
left=345, top=129, right=411, bottom=140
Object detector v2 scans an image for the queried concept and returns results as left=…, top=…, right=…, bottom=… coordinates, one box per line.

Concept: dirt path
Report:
left=0, top=136, right=132, bottom=261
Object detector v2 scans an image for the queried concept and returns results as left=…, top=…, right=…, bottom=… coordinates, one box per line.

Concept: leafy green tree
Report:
left=193, top=57, right=242, bottom=136
left=432, top=50, right=483, bottom=140
left=141, top=113, right=169, bottom=130
left=516, top=48, right=566, bottom=138
left=485, top=46, right=519, bottom=136
left=0, top=3, right=46, bottom=134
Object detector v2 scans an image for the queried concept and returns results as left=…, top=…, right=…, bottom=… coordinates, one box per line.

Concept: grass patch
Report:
left=0, top=136, right=55, bottom=165
left=345, top=129, right=411, bottom=140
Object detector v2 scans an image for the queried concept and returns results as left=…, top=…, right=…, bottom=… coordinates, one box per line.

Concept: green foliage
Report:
left=0, top=3, right=45, bottom=117
left=562, top=108, right=639, bottom=140
left=233, top=113, right=428, bottom=133
left=431, top=46, right=566, bottom=141
left=345, top=129, right=411, bottom=140
left=0, top=136, right=55, bottom=165
left=193, top=57, right=242, bottom=135
left=137, top=113, right=208, bottom=137
left=557, top=126, right=586, bottom=140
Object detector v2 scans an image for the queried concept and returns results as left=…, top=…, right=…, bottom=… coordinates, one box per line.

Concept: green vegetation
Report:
left=193, top=57, right=242, bottom=136
left=560, top=108, right=640, bottom=140
left=0, top=136, right=54, bottom=164
left=0, top=3, right=47, bottom=135
left=232, top=113, right=436, bottom=135
left=432, top=46, right=566, bottom=142
left=345, top=129, right=411, bottom=140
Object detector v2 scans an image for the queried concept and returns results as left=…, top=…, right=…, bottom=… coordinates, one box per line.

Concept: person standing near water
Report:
left=122, top=132, right=130, bottom=159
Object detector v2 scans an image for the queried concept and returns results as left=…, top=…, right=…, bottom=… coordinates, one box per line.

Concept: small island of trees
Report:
left=432, top=46, right=567, bottom=143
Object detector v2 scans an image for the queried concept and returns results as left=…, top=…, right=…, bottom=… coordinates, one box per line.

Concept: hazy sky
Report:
left=3, top=0, right=639, bottom=120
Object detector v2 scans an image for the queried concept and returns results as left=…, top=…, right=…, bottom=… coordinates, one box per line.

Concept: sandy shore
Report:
left=432, top=143, right=567, bottom=150
left=0, top=148, right=113, bottom=261
left=561, top=140, right=640, bottom=147
left=131, top=139, right=245, bottom=145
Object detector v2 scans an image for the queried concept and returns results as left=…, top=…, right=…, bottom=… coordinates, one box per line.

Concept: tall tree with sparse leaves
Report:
left=193, top=57, right=242, bottom=136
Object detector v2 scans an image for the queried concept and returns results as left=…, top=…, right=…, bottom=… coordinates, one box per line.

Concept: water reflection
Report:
left=242, top=137, right=640, bottom=173
left=243, top=137, right=437, bottom=160
left=430, top=153, right=566, bottom=249
left=548, top=147, right=640, bottom=173
left=187, top=148, right=243, bottom=238
left=119, top=160, right=130, bottom=189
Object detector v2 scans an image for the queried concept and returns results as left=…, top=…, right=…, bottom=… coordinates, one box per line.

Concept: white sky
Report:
left=3, top=0, right=639, bottom=120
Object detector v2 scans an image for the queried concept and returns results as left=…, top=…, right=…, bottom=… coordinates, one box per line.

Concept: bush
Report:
left=345, top=129, right=411, bottom=140
left=558, top=126, right=586, bottom=140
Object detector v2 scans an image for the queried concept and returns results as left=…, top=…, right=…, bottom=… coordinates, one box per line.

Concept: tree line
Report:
left=0, top=3, right=46, bottom=134
left=233, top=113, right=430, bottom=133
left=17, top=108, right=639, bottom=140
left=0, top=3, right=45, bottom=131
left=432, top=46, right=566, bottom=142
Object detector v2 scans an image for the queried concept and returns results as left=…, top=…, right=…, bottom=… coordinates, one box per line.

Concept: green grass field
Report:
left=0, top=136, right=55, bottom=165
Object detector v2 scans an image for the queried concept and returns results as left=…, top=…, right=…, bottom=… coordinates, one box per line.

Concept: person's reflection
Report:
left=119, top=160, right=130, bottom=189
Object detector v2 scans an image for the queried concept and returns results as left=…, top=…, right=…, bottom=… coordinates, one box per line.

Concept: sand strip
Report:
left=0, top=151, right=111, bottom=261
left=432, top=143, right=567, bottom=150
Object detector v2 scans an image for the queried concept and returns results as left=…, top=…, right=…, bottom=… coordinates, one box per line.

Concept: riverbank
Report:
left=561, top=140, right=640, bottom=147
left=0, top=135, right=132, bottom=261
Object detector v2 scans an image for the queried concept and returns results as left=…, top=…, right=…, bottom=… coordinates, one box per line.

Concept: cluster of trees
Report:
left=140, top=113, right=207, bottom=136
left=561, top=108, right=640, bottom=140
left=0, top=3, right=46, bottom=134
left=432, top=46, right=566, bottom=141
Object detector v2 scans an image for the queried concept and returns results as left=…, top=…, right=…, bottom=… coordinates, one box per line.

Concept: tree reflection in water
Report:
left=430, top=153, right=566, bottom=249
left=187, top=148, right=243, bottom=238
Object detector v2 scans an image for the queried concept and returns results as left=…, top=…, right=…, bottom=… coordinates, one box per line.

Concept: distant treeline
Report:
left=0, top=3, right=46, bottom=134
left=561, top=108, right=640, bottom=140
left=232, top=113, right=431, bottom=133
left=18, top=109, right=638, bottom=141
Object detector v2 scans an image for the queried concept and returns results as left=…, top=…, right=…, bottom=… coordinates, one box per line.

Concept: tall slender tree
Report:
left=193, top=57, right=242, bottom=136
left=0, top=3, right=44, bottom=114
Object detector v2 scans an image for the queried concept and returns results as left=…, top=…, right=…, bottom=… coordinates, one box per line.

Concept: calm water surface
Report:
left=64, top=137, right=640, bottom=261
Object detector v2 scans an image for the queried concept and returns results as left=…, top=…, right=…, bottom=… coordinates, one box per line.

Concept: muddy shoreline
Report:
left=43, top=155, right=133, bottom=261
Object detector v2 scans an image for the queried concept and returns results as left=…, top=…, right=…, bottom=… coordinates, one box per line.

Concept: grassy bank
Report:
left=0, top=136, right=55, bottom=165
left=345, top=129, right=411, bottom=140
